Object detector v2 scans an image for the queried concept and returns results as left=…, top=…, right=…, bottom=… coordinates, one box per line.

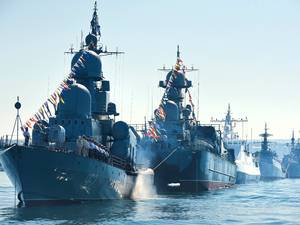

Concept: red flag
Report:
left=30, top=117, right=37, bottom=123
left=26, top=121, right=32, bottom=129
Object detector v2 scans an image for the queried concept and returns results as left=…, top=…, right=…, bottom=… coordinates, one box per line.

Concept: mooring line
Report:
left=152, top=145, right=180, bottom=171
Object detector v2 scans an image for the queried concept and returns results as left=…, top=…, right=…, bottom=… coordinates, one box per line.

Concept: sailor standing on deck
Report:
left=23, top=127, right=30, bottom=146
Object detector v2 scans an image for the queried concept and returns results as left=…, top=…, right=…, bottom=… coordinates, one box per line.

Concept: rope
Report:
left=152, top=145, right=180, bottom=171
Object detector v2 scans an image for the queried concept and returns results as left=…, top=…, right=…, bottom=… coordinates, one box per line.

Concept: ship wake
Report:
left=132, top=168, right=157, bottom=199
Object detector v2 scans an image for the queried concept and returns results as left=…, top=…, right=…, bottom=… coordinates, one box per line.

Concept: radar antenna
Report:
left=259, top=122, right=272, bottom=138
left=91, top=1, right=101, bottom=37
left=211, top=104, right=248, bottom=123
left=158, top=45, right=198, bottom=72
left=259, top=123, right=272, bottom=151
left=64, top=44, right=75, bottom=54
left=211, top=104, right=248, bottom=140
left=64, top=1, right=124, bottom=57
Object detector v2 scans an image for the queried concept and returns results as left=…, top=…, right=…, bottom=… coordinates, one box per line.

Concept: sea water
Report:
left=1, top=171, right=300, bottom=225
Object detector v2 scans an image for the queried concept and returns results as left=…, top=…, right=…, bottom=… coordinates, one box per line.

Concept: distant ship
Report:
left=138, top=47, right=237, bottom=193
left=0, top=2, right=141, bottom=206
left=256, top=123, right=285, bottom=180
left=211, top=105, right=260, bottom=184
left=282, top=131, right=300, bottom=178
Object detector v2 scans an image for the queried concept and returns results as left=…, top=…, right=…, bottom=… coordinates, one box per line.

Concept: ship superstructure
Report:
left=282, top=131, right=300, bottom=178
left=0, top=2, right=141, bottom=206
left=138, top=47, right=237, bottom=193
left=257, top=123, right=285, bottom=180
left=211, top=105, right=260, bottom=183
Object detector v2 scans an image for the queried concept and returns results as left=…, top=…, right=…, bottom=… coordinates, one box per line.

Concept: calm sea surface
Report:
left=1, top=171, right=300, bottom=225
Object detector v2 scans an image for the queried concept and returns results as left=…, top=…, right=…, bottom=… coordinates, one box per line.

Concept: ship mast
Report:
left=176, top=45, right=180, bottom=59
left=260, top=123, right=272, bottom=151
left=65, top=1, right=124, bottom=56
left=211, top=104, right=248, bottom=140
left=157, top=45, right=198, bottom=120
left=158, top=45, right=198, bottom=73
left=91, top=1, right=101, bottom=37
left=291, top=130, right=295, bottom=151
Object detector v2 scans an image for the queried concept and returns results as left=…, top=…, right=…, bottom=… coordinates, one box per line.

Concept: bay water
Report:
left=1, top=171, right=300, bottom=224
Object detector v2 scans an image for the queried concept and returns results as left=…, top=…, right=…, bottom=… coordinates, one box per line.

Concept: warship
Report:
left=0, top=2, right=141, bottom=206
left=256, top=123, right=285, bottom=180
left=282, top=131, right=300, bottom=178
left=138, top=47, right=237, bottom=193
left=211, top=105, right=260, bottom=184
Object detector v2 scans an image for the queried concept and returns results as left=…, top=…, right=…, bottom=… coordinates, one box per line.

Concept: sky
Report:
left=0, top=0, right=300, bottom=140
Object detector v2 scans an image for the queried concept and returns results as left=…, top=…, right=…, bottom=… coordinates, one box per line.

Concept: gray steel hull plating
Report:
left=259, top=161, right=285, bottom=180
left=287, top=162, right=300, bottom=178
left=153, top=149, right=237, bottom=193
left=236, top=171, right=260, bottom=184
left=0, top=145, right=136, bottom=205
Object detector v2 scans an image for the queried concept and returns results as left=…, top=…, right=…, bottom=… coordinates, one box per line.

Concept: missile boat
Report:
left=138, top=47, right=237, bottom=193
left=0, top=2, right=141, bottom=206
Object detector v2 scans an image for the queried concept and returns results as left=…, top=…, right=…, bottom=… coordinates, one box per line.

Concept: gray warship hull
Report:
left=257, top=124, right=285, bottom=181
left=236, top=171, right=260, bottom=184
left=139, top=47, right=237, bottom=193
left=286, top=162, right=300, bottom=178
left=152, top=149, right=236, bottom=193
left=259, top=160, right=285, bottom=180
left=0, top=145, right=136, bottom=206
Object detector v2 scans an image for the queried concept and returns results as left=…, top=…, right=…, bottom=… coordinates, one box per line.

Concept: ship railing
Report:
left=130, top=122, right=222, bottom=133
left=225, top=140, right=245, bottom=144
left=110, top=154, right=127, bottom=170
left=197, top=122, right=222, bottom=131
left=0, top=134, right=25, bottom=148
left=129, top=124, right=146, bottom=133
